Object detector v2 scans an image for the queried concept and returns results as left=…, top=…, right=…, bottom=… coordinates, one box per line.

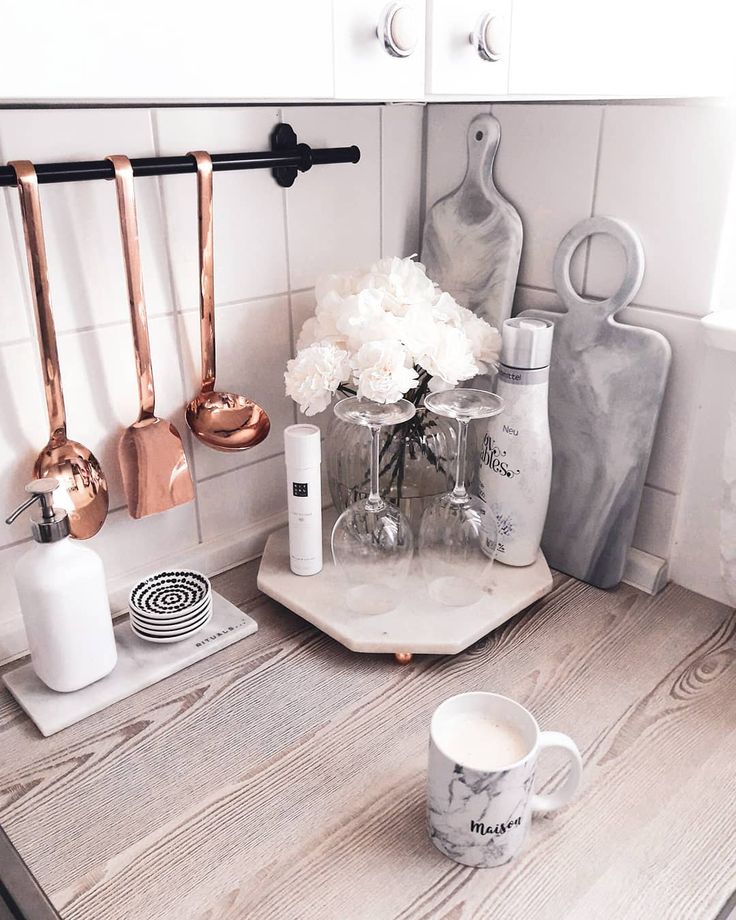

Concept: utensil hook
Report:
left=106, top=155, right=156, bottom=420
left=9, top=161, right=67, bottom=445
left=189, top=151, right=216, bottom=395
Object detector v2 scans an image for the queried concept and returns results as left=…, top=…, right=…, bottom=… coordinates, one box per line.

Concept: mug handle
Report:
left=530, top=731, right=583, bottom=814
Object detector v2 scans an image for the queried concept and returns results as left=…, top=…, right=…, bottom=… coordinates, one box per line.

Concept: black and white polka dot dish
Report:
left=130, top=602, right=212, bottom=635
left=129, top=569, right=210, bottom=619
left=130, top=607, right=213, bottom=644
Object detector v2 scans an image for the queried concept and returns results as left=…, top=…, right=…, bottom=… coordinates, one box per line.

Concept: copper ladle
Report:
left=9, top=161, right=108, bottom=539
left=185, top=151, right=270, bottom=452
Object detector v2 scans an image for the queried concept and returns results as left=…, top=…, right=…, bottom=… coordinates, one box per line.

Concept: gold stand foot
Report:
left=394, top=652, right=413, bottom=665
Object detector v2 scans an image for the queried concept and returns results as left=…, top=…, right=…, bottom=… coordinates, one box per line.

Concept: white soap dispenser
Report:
left=478, top=317, right=554, bottom=566
left=5, top=479, right=117, bottom=692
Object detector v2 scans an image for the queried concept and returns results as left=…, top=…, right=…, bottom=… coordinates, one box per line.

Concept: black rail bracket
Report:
left=0, top=121, right=361, bottom=189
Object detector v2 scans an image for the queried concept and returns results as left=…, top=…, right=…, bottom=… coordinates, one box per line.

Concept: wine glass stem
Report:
left=452, top=418, right=469, bottom=502
left=366, top=423, right=385, bottom=512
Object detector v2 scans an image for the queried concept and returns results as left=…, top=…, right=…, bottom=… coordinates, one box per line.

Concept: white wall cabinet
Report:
left=426, top=0, right=511, bottom=96
left=333, top=1, right=426, bottom=100
left=0, top=1, right=334, bottom=101
left=508, top=0, right=734, bottom=100
left=0, top=0, right=731, bottom=102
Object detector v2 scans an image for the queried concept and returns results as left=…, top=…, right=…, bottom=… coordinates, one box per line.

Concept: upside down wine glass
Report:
left=331, top=397, right=416, bottom=615
left=418, top=388, right=504, bottom=607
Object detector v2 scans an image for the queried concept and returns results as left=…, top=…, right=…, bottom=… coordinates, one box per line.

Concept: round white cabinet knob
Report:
left=470, top=12, right=503, bottom=62
left=378, top=3, right=419, bottom=58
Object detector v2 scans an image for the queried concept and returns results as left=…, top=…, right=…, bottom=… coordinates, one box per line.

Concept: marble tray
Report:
left=257, top=524, right=552, bottom=659
left=3, top=591, right=257, bottom=737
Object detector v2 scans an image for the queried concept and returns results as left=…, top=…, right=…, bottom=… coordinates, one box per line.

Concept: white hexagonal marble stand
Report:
left=257, top=523, right=553, bottom=662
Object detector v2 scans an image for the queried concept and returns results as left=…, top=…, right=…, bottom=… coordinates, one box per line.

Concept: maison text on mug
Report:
left=470, top=816, right=523, bottom=837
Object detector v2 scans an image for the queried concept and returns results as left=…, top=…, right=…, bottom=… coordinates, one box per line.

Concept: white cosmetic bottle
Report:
left=479, top=317, right=554, bottom=566
left=5, top=479, right=117, bottom=692
left=284, top=425, right=323, bottom=576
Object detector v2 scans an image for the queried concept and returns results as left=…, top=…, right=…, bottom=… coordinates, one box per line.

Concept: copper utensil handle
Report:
left=189, top=151, right=216, bottom=394
left=106, top=155, right=156, bottom=420
left=9, top=161, right=67, bottom=443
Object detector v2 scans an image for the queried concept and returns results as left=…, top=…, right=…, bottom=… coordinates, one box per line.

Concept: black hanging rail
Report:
left=0, top=123, right=360, bottom=190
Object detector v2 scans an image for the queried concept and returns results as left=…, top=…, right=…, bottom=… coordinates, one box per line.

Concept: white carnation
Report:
left=459, top=308, right=502, bottom=372
left=284, top=342, right=351, bottom=416
left=352, top=340, right=418, bottom=404
left=334, top=289, right=401, bottom=350
left=359, top=256, right=438, bottom=316
left=419, top=325, right=479, bottom=390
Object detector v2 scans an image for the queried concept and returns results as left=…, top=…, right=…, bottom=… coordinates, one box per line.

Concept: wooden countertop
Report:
left=1, top=563, right=735, bottom=920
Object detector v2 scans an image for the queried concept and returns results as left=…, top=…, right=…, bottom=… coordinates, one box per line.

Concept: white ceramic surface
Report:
left=428, top=692, right=582, bottom=868
left=130, top=609, right=213, bottom=643
left=3, top=591, right=257, bottom=736
left=256, top=520, right=553, bottom=656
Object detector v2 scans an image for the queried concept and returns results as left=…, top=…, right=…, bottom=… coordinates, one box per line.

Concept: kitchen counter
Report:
left=0, top=563, right=734, bottom=920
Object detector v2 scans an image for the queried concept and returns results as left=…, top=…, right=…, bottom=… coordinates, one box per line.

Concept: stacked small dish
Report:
left=129, top=570, right=212, bottom=643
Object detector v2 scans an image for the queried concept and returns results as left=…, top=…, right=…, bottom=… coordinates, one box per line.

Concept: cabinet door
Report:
left=0, top=1, right=334, bottom=101
left=333, top=1, right=426, bottom=100
left=427, top=0, right=512, bottom=97
left=509, top=0, right=733, bottom=98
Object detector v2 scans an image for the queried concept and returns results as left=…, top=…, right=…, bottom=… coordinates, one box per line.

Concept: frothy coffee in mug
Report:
left=434, top=712, right=529, bottom=771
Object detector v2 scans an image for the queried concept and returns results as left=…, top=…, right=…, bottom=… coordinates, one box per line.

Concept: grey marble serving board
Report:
left=3, top=591, right=257, bottom=736
left=421, top=113, right=522, bottom=331
left=521, top=216, right=671, bottom=589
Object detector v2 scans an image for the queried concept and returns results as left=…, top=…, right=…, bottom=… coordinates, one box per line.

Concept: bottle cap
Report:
left=284, top=424, right=321, bottom=468
left=501, top=317, right=554, bottom=370
left=5, top=479, right=70, bottom=543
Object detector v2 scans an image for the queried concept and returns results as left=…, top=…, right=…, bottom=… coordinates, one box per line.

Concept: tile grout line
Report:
left=516, top=282, right=703, bottom=321
left=148, top=108, right=204, bottom=544
left=196, top=449, right=285, bottom=485
left=582, top=104, right=606, bottom=296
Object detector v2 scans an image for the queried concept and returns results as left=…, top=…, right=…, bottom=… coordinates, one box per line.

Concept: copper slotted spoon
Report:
left=185, top=150, right=270, bottom=452
left=107, top=155, right=194, bottom=518
left=9, top=160, right=108, bottom=539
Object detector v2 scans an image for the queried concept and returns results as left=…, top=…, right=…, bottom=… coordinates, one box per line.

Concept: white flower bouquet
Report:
left=284, top=256, right=501, bottom=416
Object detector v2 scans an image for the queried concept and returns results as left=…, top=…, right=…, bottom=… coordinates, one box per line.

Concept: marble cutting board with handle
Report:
left=520, top=216, right=671, bottom=589
left=421, top=113, right=522, bottom=331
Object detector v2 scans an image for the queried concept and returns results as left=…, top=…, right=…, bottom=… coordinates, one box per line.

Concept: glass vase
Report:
left=325, top=400, right=477, bottom=538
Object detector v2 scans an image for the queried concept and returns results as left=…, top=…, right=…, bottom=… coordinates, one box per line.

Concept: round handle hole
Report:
left=475, top=130, right=483, bottom=141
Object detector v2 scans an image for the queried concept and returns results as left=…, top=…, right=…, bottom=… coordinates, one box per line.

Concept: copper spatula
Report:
left=107, top=155, right=194, bottom=518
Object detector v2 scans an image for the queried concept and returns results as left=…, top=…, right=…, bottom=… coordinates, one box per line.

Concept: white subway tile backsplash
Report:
left=197, top=454, right=286, bottom=543
left=632, top=485, right=677, bottom=559
left=0, top=341, right=48, bottom=549
left=381, top=105, right=425, bottom=259
left=618, top=306, right=705, bottom=494
left=289, top=288, right=317, bottom=354
left=285, top=107, right=381, bottom=290
left=425, top=104, right=490, bottom=213
left=0, top=109, right=173, bottom=332
left=178, top=294, right=293, bottom=481
left=154, top=107, right=288, bottom=311
left=0, top=190, right=28, bottom=344
left=492, top=103, right=602, bottom=293
left=87, top=502, right=200, bottom=582
left=588, top=104, right=736, bottom=316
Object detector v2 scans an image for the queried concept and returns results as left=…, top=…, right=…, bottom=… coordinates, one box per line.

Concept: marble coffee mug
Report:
left=427, top=692, right=582, bottom=868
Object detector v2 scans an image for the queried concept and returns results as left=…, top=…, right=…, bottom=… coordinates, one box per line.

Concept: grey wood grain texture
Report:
left=421, top=114, right=522, bottom=330
left=521, top=216, right=671, bottom=589
left=0, top=561, right=734, bottom=920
